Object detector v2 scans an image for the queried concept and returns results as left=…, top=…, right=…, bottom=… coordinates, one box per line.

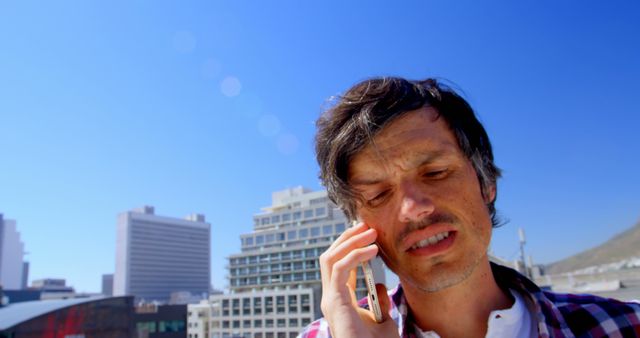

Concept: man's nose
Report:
left=398, top=183, right=435, bottom=223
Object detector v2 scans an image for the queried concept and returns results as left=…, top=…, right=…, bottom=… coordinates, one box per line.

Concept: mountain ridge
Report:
left=545, top=219, right=640, bottom=275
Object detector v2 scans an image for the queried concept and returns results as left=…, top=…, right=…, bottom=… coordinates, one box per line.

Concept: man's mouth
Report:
left=409, top=231, right=451, bottom=250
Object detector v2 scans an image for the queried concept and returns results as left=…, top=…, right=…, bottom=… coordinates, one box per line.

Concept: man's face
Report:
left=348, top=107, right=495, bottom=292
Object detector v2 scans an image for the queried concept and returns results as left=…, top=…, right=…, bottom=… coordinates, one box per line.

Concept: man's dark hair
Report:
left=315, top=77, right=502, bottom=227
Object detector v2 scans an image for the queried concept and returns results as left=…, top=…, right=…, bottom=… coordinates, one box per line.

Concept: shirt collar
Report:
left=387, top=262, right=562, bottom=338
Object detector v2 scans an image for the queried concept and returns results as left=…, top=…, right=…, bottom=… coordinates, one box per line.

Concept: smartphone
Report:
left=361, top=260, right=383, bottom=323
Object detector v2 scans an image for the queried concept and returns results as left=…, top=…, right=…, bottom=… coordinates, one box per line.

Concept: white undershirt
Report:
left=413, top=289, right=538, bottom=338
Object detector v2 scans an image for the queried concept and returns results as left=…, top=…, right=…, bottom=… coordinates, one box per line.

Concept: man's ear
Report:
left=484, top=184, right=496, bottom=204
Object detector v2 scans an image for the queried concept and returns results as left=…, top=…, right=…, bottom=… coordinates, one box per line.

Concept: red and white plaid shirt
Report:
left=298, top=263, right=640, bottom=338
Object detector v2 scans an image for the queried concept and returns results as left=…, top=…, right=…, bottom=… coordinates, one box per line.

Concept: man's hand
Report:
left=319, top=222, right=399, bottom=338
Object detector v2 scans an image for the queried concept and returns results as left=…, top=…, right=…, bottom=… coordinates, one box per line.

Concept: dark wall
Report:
left=1, top=296, right=134, bottom=338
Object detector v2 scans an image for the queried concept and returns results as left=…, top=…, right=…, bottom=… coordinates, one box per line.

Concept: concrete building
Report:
left=21, top=262, right=29, bottom=290
left=134, top=303, right=187, bottom=338
left=102, top=273, right=114, bottom=296
left=30, top=278, right=76, bottom=300
left=188, top=187, right=385, bottom=338
left=114, top=206, right=211, bottom=303
left=188, top=288, right=316, bottom=338
left=0, top=214, right=25, bottom=290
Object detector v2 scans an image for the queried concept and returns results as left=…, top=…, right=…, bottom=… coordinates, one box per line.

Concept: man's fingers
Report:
left=327, top=221, right=368, bottom=251
left=320, top=227, right=376, bottom=287
left=324, top=228, right=376, bottom=267
left=348, top=268, right=358, bottom=305
left=330, top=245, right=378, bottom=291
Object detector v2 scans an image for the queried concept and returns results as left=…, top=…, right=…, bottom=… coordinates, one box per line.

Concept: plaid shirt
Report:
left=298, top=263, right=640, bottom=338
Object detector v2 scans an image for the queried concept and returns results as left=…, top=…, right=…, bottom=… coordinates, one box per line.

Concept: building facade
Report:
left=0, top=296, right=134, bottom=336
left=134, top=303, right=187, bottom=338
left=188, top=187, right=385, bottom=338
left=114, top=206, right=211, bottom=303
left=0, top=214, right=25, bottom=290
left=102, top=273, right=114, bottom=296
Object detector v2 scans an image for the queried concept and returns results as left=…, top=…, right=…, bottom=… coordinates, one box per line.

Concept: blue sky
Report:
left=1, top=1, right=638, bottom=292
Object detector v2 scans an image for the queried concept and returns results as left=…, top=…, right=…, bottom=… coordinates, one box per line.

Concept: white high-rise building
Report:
left=0, top=214, right=25, bottom=290
left=188, top=187, right=385, bottom=338
left=114, top=206, right=211, bottom=303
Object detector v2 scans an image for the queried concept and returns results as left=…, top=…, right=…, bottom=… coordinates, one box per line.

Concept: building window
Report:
left=265, top=296, right=273, bottom=314
left=136, top=322, right=157, bottom=333
left=277, top=319, right=286, bottom=327
left=277, top=232, right=285, bottom=241
left=271, top=215, right=280, bottom=223
left=266, top=234, right=275, bottom=243
left=335, top=223, right=346, bottom=233
left=299, top=229, right=308, bottom=238
left=254, top=319, right=262, bottom=328
left=266, top=319, right=274, bottom=328
left=245, top=237, right=254, bottom=246
left=289, top=318, right=299, bottom=327
left=310, top=227, right=320, bottom=237
left=293, top=211, right=301, bottom=220
left=262, top=217, right=270, bottom=225
left=287, top=230, right=297, bottom=240
left=304, top=210, right=314, bottom=218
left=282, top=213, right=291, bottom=221
left=256, top=235, right=264, bottom=245
left=310, top=197, right=328, bottom=204
left=322, top=225, right=332, bottom=235
left=304, top=249, right=315, bottom=258
left=315, top=207, right=326, bottom=216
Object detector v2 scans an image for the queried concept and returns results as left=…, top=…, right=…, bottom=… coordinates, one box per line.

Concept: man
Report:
left=300, top=77, right=640, bottom=337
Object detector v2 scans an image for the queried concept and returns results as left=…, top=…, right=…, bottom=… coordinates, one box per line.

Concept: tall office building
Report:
left=102, top=274, right=114, bottom=296
left=114, top=206, right=211, bottom=303
left=21, top=262, right=29, bottom=290
left=188, top=187, right=385, bottom=338
left=0, top=214, right=25, bottom=290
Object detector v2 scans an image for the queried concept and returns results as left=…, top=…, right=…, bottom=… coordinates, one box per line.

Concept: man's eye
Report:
left=366, top=191, right=389, bottom=207
left=424, top=169, right=449, bottom=179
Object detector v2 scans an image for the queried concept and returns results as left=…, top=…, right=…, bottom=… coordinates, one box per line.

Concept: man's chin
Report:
left=398, top=256, right=483, bottom=293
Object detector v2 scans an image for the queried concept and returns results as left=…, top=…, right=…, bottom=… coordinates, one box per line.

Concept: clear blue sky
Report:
left=1, top=1, right=638, bottom=293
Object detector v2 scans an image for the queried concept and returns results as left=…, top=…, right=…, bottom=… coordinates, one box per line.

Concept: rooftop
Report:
left=0, top=296, right=109, bottom=330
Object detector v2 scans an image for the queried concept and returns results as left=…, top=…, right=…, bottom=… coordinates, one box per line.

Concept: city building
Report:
left=134, top=303, right=187, bottom=338
left=30, top=278, right=76, bottom=300
left=114, top=206, right=211, bottom=303
left=102, top=273, right=114, bottom=296
left=21, top=262, right=28, bottom=290
left=188, top=187, right=385, bottom=338
left=0, top=214, right=25, bottom=290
